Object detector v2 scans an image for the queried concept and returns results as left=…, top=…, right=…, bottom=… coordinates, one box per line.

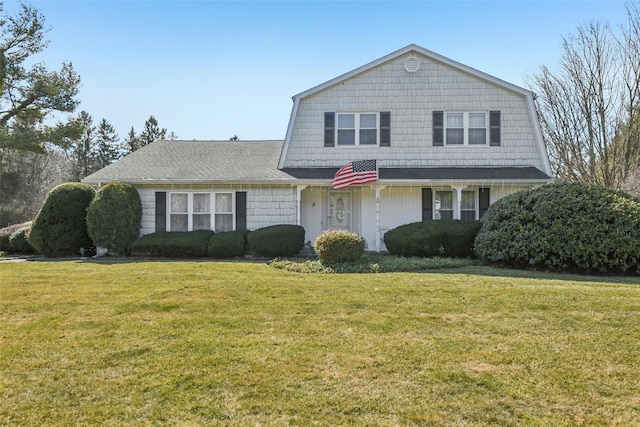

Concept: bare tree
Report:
left=527, top=3, right=640, bottom=189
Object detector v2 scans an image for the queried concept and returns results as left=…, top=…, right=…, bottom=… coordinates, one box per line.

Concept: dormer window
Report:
left=338, top=113, right=378, bottom=146
left=325, top=112, right=391, bottom=147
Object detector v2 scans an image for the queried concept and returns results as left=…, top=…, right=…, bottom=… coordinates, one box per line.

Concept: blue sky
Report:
left=5, top=0, right=630, bottom=141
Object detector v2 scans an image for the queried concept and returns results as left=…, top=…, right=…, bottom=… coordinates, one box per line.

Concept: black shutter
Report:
left=479, top=188, right=490, bottom=218
left=236, top=191, right=247, bottom=231
left=380, top=111, right=391, bottom=147
left=155, top=192, right=166, bottom=232
left=433, top=111, right=444, bottom=146
left=422, top=188, right=433, bottom=221
left=324, top=112, right=335, bottom=147
left=490, top=111, right=501, bottom=146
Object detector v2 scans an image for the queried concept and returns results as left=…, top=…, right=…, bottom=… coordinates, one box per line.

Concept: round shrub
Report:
left=474, top=182, right=640, bottom=274
left=247, top=224, right=305, bottom=257
left=0, top=221, right=31, bottom=253
left=314, top=229, right=365, bottom=262
left=384, top=220, right=481, bottom=258
left=207, top=230, right=246, bottom=258
left=9, top=226, right=35, bottom=254
left=130, top=230, right=213, bottom=258
left=28, top=183, right=96, bottom=257
left=87, top=182, right=142, bottom=255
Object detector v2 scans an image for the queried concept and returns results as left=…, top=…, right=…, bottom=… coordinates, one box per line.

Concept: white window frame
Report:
left=167, top=192, right=235, bottom=232
left=433, top=189, right=480, bottom=221
left=444, top=111, right=489, bottom=146
left=336, top=112, right=379, bottom=147
left=460, top=190, right=477, bottom=221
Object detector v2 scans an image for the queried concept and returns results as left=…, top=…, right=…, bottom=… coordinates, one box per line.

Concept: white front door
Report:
left=328, top=191, right=351, bottom=231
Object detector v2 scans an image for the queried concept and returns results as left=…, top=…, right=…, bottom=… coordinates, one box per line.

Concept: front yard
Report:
left=1, top=261, right=639, bottom=425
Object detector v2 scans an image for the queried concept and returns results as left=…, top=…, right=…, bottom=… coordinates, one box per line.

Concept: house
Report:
left=82, top=44, right=553, bottom=252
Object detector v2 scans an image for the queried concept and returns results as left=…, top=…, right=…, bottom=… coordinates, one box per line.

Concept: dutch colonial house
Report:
left=83, top=44, right=553, bottom=252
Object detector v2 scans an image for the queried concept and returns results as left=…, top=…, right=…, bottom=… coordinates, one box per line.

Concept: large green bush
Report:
left=314, top=229, right=365, bottom=262
left=384, top=220, right=481, bottom=258
left=130, top=230, right=213, bottom=258
left=474, top=182, right=640, bottom=274
left=207, top=230, right=246, bottom=258
left=247, top=224, right=305, bottom=257
left=28, top=183, right=96, bottom=257
left=87, top=182, right=142, bottom=255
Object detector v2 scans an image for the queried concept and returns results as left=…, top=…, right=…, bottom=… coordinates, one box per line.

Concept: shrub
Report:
left=247, top=224, right=305, bottom=257
left=384, top=220, right=481, bottom=258
left=207, top=230, right=246, bottom=258
left=9, top=226, right=35, bottom=254
left=314, top=229, right=365, bottom=262
left=474, top=182, right=640, bottom=275
left=28, top=183, right=96, bottom=257
left=0, top=221, right=31, bottom=253
left=130, top=230, right=213, bottom=258
left=87, top=182, right=142, bottom=256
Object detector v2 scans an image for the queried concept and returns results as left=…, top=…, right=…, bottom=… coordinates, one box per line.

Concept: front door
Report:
left=328, top=191, right=351, bottom=231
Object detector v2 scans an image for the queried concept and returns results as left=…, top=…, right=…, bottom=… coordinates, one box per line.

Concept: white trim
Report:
left=278, top=96, right=300, bottom=169
left=293, top=44, right=533, bottom=101
left=526, top=94, right=554, bottom=177
left=167, top=191, right=235, bottom=232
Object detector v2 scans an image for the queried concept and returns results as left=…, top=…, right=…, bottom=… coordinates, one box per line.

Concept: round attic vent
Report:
left=404, top=55, right=420, bottom=73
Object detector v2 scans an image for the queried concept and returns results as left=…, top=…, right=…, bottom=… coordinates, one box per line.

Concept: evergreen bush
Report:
left=247, top=224, right=305, bottom=257
left=0, top=222, right=31, bottom=253
left=87, top=182, right=142, bottom=255
left=28, top=183, right=96, bottom=257
left=384, top=220, right=481, bottom=258
left=9, top=226, right=35, bottom=254
left=130, top=230, right=214, bottom=258
left=474, top=182, right=640, bottom=274
left=207, top=230, right=246, bottom=258
left=314, top=229, right=365, bottom=262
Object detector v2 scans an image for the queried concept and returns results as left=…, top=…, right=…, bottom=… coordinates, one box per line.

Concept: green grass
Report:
left=1, top=261, right=639, bottom=426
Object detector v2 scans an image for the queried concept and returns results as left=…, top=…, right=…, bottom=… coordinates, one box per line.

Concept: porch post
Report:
left=375, top=185, right=386, bottom=252
left=452, top=185, right=464, bottom=220
left=296, top=185, right=307, bottom=226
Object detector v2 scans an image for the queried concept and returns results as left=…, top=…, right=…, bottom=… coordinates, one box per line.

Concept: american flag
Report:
left=332, top=160, right=378, bottom=190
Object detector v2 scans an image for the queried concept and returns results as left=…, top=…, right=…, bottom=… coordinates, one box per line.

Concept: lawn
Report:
left=1, top=261, right=639, bottom=426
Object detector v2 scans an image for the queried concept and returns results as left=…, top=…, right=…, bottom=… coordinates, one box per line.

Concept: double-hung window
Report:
left=445, top=112, right=487, bottom=145
left=434, top=191, right=454, bottom=220
left=169, top=192, right=234, bottom=232
left=460, top=190, right=476, bottom=221
left=337, top=113, right=378, bottom=146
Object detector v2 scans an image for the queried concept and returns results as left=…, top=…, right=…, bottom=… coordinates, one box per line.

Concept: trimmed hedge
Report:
left=28, top=183, right=96, bottom=257
left=384, top=220, right=481, bottom=258
left=314, top=229, right=365, bottom=262
left=0, top=222, right=31, bottom=253
left=87, top=182, right=142, bottom=256
left=207, top=230, right=246, bottom=258
left=131, top=230, right=214, bottom=258
left=247, top=224, right=305, bottom=257
left=474, top=182, right=640, bottom=274
left=9, top=226, right=35, bottom=254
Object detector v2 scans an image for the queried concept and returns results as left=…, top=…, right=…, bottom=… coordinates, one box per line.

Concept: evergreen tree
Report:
left=95, top=118, right=120, bottom=167
left=123, top=127, right=140, bottom=154
left=139, top=115, right=166, bottom=148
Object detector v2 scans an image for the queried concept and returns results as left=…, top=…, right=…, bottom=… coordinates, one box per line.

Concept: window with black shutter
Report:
left=155, top=192, right=166, bottom=232
left=490, top=111, right=501, bottom=146
left=380, top=111, right=391, bottom=147
left=433, top=111, right=444, bottom=146
left=324, top=112, right=335, bottom=147
left=422, top=188, right=433, bottom=221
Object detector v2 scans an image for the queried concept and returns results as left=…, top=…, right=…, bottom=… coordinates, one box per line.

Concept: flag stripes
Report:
left=332, top=160, right=378, bottom=189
